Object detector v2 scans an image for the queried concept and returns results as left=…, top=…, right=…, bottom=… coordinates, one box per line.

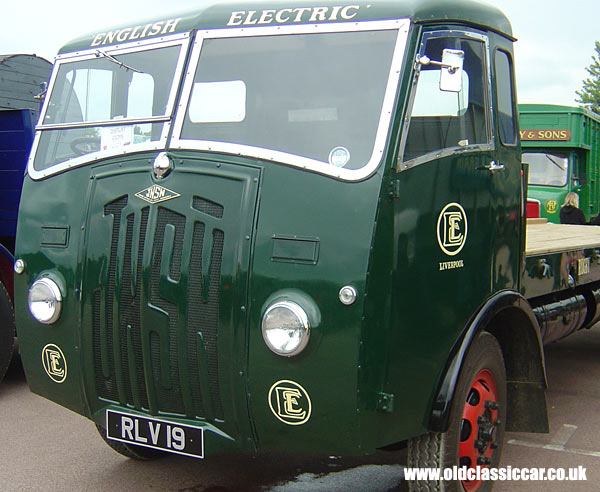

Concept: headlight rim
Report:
left=28, top=276, right=63, bottom=325
left=261, top=300, right=311, bottom=357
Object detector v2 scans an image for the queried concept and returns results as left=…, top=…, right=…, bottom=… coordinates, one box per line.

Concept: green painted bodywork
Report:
left=520, top=104, right=600, bottom=222
left=15, top=0, right=555, bottom=458
left=16, top=149, right=385, bottom=454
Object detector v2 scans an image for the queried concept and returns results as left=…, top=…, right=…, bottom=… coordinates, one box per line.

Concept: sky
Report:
left=1, top=0, right=598, bottom=106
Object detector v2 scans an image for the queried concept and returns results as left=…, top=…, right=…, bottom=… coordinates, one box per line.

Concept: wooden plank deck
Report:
left=526, top=221, right=600, bottom=256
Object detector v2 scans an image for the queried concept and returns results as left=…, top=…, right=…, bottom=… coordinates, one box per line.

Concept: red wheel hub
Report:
left=459, top=369, right=500, bottom=491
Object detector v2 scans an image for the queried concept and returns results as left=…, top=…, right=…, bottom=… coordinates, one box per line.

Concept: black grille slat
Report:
left=187, top=223, right=225, bottom=419
left=206, top=229, right=224, bottom=418
left=93, top=289, right=119, bottom=401
left=134, top=208, right=150, bottom=409
left=187, top=221, right=207, bottom=417
left=94, top=196, right=128, bottom=403
left=149, top=207, right=186, bottom=414
left=119, top=213, right=136, bottom=406
left=119, top=208, right=150, bottom=410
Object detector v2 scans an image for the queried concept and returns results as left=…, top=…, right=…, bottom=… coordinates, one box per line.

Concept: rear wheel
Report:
left=0, top=281, right=15, bottom=382
left=96, top=424, right=167, bottom=460
left=407, top=332, right=506, bottom=492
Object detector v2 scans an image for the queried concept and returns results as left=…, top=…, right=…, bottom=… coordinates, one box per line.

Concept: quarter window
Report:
left=495, top=50, right=517, bottom=145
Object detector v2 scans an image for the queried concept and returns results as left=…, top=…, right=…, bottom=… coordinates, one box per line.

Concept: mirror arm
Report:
left=417, top=56, right=460, bottom=73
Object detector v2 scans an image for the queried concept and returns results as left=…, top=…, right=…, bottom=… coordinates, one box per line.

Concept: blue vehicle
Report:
left=0, top=54, right=51, bottom=381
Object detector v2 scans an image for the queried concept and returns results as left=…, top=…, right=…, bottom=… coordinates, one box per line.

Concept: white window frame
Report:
left=171, top=19, right=410, bottom=182
left=28, top=33, right=191, bottom=180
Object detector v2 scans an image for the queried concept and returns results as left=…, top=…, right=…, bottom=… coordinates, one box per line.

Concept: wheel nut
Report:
left=485, top=400, right=499, bottom=410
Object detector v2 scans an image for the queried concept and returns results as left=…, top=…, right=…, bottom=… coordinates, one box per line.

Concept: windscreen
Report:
left=523, top=152, right=569, bottom=187
left=33, top=44, right=183, bottom=173
left=179, top=29, right=398, bottom=172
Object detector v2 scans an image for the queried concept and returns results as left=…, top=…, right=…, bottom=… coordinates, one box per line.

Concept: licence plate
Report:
left=106, top=409, right=204, bottom=458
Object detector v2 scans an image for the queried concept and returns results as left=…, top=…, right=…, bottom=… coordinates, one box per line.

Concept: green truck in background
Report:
left=520, top=104, right=600, bottom=222
left=13, top=2, right=600, bottom=491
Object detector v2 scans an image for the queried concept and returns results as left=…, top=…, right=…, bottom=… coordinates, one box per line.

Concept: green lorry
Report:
left=13, top=1, right=600, bottom=491
left=520, top=104, right=600, bottom=222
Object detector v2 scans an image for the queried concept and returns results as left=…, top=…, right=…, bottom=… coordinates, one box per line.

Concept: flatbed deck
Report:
left=526, top=222, right=600, bottom=256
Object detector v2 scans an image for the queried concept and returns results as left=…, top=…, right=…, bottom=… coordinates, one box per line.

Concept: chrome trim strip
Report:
left=171, top=140, right=347, bottom=176
left=31, top=138, right=168, bottom=177
left=197, top=19, right=408, bottom=39
left=37, top=116, right=170, bottom=131
left=171, top=19, right=411, bottom=182
left=28, top=33, right=190, bottom=180
left=402, top=144, right=495, bottom=169
left=54, top=32, right=191, bottom=61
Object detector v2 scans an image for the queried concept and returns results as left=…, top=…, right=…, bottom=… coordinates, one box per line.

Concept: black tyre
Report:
left=96, top=424, right=167, bottom=460
left=0, top=281, right=15, bottom=383
left=407, top=332, right=506, bottom=492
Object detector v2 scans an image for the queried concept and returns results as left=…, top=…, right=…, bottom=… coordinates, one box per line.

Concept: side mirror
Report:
left=439, top=49, right=464, bottom=92
left=417, top=49, right=465, bottom=93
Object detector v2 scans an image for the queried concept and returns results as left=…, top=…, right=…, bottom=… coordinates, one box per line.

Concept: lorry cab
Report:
left=15, top=1, right=536, bottom=490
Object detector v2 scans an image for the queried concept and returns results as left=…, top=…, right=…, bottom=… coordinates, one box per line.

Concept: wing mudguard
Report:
left=428, top=290, right=549, bottom=434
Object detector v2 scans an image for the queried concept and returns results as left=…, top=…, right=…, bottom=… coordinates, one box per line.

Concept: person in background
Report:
left=560, top=192, right=586, bottom=225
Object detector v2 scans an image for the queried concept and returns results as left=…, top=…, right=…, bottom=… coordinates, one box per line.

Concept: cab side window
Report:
left=402, top=35, right=490, bottom=164
left=495, top=49, right=517, bottom=146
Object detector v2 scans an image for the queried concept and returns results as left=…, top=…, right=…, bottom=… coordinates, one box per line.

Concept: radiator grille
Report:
left=92, top=193, right=226, bottom=420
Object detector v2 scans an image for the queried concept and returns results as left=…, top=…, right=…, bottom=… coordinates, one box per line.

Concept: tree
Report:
left=576, top=41, right=600, bottom=115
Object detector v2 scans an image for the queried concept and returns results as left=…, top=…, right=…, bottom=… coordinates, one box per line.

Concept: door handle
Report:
left=482, top=161, right=505, bottom=175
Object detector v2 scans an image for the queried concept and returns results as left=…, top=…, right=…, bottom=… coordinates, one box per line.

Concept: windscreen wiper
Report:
left=545, top=154, right=566, bottom=171
left=95, top=49, right=142, bottom=73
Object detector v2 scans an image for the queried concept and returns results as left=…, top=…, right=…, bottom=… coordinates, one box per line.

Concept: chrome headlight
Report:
left=262, top=301, right=310, bottom=357
left=28, top=277, right=62, bottom=324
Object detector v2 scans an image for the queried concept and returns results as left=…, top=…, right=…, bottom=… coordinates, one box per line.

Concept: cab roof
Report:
left=60, top=0, right=513, bottom=55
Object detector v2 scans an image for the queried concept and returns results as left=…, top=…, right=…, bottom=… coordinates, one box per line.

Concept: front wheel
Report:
left=407, top=332, right=506, bottom=492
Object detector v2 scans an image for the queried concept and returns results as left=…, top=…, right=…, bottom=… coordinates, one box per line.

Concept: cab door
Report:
left=397, top=29, right=499, bottom=306
left=389, top=28, right=520, bottom=422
